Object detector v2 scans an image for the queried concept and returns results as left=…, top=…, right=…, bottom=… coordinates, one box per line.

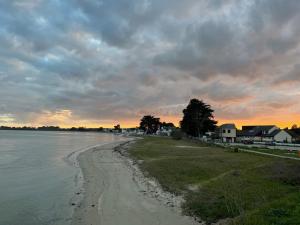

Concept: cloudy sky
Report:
left=1, top=0, right=300, bottom=128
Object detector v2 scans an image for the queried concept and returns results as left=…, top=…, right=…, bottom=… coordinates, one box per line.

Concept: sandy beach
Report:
left=71, top=139, right=199, bottom=225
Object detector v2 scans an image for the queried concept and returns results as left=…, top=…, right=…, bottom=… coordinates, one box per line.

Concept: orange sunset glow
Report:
left=2, top=111, right=299, bottom=130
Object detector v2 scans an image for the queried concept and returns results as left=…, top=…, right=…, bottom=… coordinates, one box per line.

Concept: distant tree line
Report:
left=0, top=126, right=37, bottom=131
left=2, top=99, right=219, bottom=137
left=0, top=126, right=106, bottom=132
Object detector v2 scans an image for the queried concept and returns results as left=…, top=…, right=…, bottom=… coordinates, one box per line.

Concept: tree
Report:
left=77, top=127, right=86, bottom=132
left=171, top=129, right=183, bottom=140
left=292, top=124, right=298, bottom=129
left=139, top=115, right=161, bottom=134
left=160, top=122, right=175, bottom=129
left=180, top=99, right=217, bottom=137
left=114, top=124, right=121, bottom=132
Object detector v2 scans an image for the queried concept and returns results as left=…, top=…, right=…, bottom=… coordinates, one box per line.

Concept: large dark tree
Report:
left=140, top=115, right=161, bottom=134
left=180, top=99, right=217, bottom=137
left=114, top=124, right=121, bottom=132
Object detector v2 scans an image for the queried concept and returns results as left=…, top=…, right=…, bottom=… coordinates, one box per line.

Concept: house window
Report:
left=228, top=130, right=231, bottom=133
left=223, top=130, right=226, bottom=133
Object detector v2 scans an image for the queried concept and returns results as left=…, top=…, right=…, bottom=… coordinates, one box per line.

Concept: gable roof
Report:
left=263, top=129, right=282, bottom=137
left=220, top=124, right=236, bottom=129
left=242, top=125, right=276, bottom=131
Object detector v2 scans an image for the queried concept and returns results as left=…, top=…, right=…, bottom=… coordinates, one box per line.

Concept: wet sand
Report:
left=71, top=139, right=199, bottom=225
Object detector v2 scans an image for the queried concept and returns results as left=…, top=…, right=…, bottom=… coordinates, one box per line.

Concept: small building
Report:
left=219, top=124, right=237, bottom=143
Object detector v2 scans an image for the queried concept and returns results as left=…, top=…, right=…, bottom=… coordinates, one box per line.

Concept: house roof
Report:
left=220, top=124, right=236, bottom=129
left=262, top=129, right=282, bottom=137
left=242, top=125, right=276, bottom=131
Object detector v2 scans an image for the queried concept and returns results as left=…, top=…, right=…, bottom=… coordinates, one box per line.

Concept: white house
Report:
left=262, top=129, right=293, bottom=143
left=238, top=125, right=293, bottom=143
left=219, top=124, right=237, bottom=143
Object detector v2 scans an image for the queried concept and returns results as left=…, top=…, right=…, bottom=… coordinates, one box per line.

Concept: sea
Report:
left=0, top=130, right=123, bottom=225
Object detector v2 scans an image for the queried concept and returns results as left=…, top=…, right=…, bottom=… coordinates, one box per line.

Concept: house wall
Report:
left=253, top=136, right=260, bottom=141
left=274, top=131, right=292, bottom=143
left=239, top=136, right=267, bottom=142
left=262, top=137, right=274, bottom=142
left=238, top=136, right=254, bottom=141
left=221, top=129, right=236, bottom=143
left=220, top=128, right=236, bottom=138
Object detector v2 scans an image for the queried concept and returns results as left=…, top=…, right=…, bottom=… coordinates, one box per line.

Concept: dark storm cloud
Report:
left=155, top=0, right=300, bottom=80
left=0, top=0, right=300, bottom=126
left=154, top=19, right=246, bottom=79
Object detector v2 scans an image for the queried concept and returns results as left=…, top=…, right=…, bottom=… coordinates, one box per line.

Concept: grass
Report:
left=128, top=136, right=300, bottom=225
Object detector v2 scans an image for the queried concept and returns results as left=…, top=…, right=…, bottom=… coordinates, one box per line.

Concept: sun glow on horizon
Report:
left=2, top=113, right=299, bottom=130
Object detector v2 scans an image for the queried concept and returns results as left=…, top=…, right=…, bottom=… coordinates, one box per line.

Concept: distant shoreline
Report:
left=0, top=127, right=108, bottom=132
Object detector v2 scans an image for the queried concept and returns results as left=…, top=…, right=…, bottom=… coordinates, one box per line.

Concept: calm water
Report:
left=0, top=130, right=123, bottom=225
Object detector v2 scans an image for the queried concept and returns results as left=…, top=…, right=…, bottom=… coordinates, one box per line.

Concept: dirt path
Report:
left=239, top=148, right=300, bottom=161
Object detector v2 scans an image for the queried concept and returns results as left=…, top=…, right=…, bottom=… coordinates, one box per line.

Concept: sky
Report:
left=0, top=0, right=300, bottom=128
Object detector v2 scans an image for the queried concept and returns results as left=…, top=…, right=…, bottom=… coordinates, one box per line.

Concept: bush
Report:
left=171, top=129, right=183, bottom=140
left=234, top=147, right=239, bottom=153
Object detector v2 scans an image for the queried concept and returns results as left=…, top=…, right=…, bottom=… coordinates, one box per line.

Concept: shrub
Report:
left=171, top=129, right=183, bottom=140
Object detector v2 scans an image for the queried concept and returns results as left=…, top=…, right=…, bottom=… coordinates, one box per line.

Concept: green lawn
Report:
left=128, top=137, right=300, bottom=225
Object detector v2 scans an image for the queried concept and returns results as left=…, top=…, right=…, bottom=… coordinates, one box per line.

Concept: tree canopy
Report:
left=160, top=122, right=175, bottom=129
left=114, top=124, right=121, bottom=131
left=180, top=99, right=217, bottom=137
left=139, top=115, right=161, bottom=134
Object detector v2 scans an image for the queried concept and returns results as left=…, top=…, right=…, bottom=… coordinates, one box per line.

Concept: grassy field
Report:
left=128, top=137, right=300, bottom=225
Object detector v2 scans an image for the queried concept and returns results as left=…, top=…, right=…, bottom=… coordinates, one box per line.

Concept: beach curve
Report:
left=71, top=138, right=199, bottom=225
